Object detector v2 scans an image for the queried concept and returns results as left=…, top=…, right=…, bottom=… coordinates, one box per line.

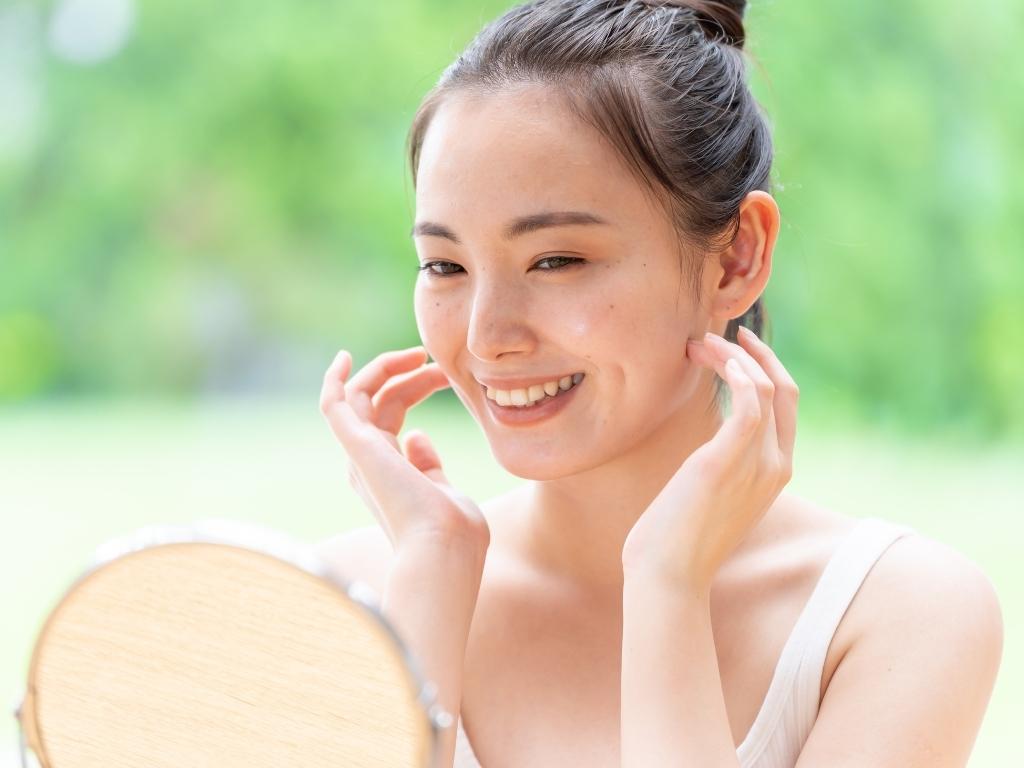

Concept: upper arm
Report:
left=794, top=535, right=1004, bottom=768
left=313, top=524, right=394, bottom=599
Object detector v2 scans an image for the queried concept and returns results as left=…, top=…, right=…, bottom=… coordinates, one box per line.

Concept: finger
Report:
left=737, top=326, right=799, bottom=461
left=319, top=350, right=370, bottom=439
left=686, top=338, right=726, bottom=377
left=320, top=352, right=436, bottom=522
left=716, top=356, right=763, bottom=455
left=319, top=349, right=354, bottom=413
left=703, top=332, right=776, bottom=442
left=373, top=363, right=451, bottom=435
left=347, top=346, right=428, bottom=399
left=401, top=430, right=451, bottom=486
left=340, top=428, right=436, bottom=529
left=319, top=350, right=405, bottom=451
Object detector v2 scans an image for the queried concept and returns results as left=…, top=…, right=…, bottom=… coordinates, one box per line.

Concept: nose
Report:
left=465, top=279, right=537, bottom=362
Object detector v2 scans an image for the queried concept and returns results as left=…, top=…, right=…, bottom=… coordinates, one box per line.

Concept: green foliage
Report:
left=1, top=0, right=1021, bottom=435
left=746, top=0, right=1024, bottom=436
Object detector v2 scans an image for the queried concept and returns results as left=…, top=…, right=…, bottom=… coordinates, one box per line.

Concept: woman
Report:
left=317, top=1, right=1003, bottom=766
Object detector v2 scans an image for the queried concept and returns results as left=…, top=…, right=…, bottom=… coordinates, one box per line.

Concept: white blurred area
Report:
left=48, top=0, right=135, bottom=64
left=0, top=5, right=41, bottom=162
left=0, top=0, right=136, bottom=165
left=2, top=745, right=38, bottom=767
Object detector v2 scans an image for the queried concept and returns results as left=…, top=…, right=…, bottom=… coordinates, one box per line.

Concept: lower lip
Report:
left=483, top=379, right=583, bottom=427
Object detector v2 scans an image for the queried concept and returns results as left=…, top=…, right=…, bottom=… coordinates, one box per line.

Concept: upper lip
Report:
left=474, top=372, right=583, bottom=390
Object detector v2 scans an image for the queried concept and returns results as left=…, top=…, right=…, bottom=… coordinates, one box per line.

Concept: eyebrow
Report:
left=410, top=210, right=610, bottom=245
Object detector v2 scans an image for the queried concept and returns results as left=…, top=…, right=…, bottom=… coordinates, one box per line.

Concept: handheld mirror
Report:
left=14, top=520, right=451, bottom=767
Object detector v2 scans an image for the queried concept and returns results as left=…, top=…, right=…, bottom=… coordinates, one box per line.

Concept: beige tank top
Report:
left=453, top=516, right=916, bottom=767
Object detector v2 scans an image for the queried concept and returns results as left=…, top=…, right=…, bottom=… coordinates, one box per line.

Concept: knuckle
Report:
left=697, top=454, right=728, bottom=477
left=733, top=371, right=754, bottom=388
left=737, top=410, right=760, bottom=434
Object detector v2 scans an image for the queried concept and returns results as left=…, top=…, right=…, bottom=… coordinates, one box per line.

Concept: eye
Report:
left=532, top=255, right=584, bottom=271
left=416, top=256, right=584, bottom=278
left=417, top=261, right=464, bottom=276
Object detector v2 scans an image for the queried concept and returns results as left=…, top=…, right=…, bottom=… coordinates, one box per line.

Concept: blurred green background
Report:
left=1, top=0, right=1020, bottom=765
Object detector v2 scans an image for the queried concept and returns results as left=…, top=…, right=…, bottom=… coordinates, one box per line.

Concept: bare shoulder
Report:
left=313, top=524, right=395, bottom=598
left=852, top=529, right=1004, bottom=650
left=794, top=529, right=1005, bottom=766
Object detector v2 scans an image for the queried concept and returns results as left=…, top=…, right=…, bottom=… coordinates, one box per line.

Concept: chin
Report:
left=486, top=440, right=601, bottom=481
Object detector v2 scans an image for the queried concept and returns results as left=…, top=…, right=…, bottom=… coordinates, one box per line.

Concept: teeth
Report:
left=484, top=373, right=584, bottom=408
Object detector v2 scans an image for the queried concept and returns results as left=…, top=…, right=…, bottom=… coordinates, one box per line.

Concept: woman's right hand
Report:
left=321, top=346, right=488, bottom=763
left=318, top=345, right=491, bottom=560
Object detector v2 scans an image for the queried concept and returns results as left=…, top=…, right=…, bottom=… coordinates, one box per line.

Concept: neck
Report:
left=514, top=386, right=725, bottom=594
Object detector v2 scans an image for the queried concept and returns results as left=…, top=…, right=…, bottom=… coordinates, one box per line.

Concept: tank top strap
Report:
left=737, top=516, right=917, bottom=766
left=794, top=516, right=917, bottom=705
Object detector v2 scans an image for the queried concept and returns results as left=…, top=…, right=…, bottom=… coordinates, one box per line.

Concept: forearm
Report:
left=621, top=572, right=741, bottom=768
left=383, top=537, right=487, bottom=768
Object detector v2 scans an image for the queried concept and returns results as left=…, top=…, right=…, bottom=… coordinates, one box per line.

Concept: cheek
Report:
left=556, top=282, right=681, bottom=363
left=413, top=286, right=462, bottom=358
left=566, top=283, right=694, bottom=415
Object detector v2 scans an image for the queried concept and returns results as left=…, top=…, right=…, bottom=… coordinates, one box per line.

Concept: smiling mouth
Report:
left=481, top=373, right=585, bottom=408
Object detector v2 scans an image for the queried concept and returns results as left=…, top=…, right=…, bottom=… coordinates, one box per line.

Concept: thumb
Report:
left=401, top=429, right=451, bottom=486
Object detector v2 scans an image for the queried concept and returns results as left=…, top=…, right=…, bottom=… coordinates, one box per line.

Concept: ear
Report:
left=709, top=190, right=780, bottom=321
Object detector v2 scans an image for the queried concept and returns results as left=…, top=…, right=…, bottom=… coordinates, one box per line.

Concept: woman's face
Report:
left=412, top=85, right=719, bottom=480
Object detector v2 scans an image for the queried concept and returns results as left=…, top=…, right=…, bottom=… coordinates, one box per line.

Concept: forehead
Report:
left=415, top=85, right=658, bottom=231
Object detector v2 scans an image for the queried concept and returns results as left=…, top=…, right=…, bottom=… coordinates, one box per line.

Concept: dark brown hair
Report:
left=406, top=0, right=773, bottom=365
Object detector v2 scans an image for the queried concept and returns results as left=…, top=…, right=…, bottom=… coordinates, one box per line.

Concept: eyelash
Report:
left=417, top=255, right=584, bottom=278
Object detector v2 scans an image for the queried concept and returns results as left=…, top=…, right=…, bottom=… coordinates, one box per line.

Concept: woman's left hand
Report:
left=620, top=326, right=800, bottom=591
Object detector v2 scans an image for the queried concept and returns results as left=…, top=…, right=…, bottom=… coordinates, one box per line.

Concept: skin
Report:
left=410, top=83, right=779, bottom=593
left=318, top=83, right=1003, bottom=766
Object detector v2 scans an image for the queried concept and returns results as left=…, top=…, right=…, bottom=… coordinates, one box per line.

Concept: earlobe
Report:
left=710, top=191, right=778, bottom=319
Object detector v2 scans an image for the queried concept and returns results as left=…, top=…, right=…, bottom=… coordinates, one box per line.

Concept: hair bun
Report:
left=642, top=0, right=747, bottom=49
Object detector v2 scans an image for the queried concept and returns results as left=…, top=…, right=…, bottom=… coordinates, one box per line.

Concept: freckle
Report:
left=609, top=304, right=614, bottom=310
left=434, top=302, right=440, bottom=307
